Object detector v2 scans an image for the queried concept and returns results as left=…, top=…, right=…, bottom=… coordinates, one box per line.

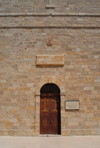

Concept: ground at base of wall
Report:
left=0, top=136, right=100, bottom=148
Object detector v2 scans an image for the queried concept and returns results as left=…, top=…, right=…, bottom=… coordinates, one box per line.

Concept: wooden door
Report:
left=40, top=93, right=60, bottom=134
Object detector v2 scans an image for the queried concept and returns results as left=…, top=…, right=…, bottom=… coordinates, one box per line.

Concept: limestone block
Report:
left=71, top=130, right=84, bottom=135
left=83, top=130, right=91, bottom=135
left=91, top=129, right=98, bottom=135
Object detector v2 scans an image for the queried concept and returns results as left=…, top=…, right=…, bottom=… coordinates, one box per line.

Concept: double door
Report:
left=40, top=93, right=60, bottom=134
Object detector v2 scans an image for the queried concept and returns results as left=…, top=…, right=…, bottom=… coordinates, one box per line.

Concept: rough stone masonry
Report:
left=0, top=0, right=100, bottom=136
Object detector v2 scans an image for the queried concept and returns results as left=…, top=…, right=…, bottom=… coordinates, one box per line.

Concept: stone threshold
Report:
left=0, top=26, right=100, bottom=29
left=39, top=134, right=61, bottom=137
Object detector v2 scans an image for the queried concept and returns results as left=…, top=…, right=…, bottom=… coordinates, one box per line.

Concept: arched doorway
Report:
left=40, top=83, right=61, bottom=134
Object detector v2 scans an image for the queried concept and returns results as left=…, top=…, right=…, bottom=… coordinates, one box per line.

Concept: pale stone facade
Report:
left=0, top=0, right=100, bottom=136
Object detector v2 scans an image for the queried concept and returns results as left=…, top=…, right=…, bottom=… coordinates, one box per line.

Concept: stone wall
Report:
left=0, top=0, right=100, bottom=136
left=0, top=0, right=100, bottom=13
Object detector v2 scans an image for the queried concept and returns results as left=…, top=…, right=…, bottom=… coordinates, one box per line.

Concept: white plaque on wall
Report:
left=65, top=100, right=79, bottom=110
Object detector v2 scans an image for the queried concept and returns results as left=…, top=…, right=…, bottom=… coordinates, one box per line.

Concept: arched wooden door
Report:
left=40, top=83, right=61, bottom=134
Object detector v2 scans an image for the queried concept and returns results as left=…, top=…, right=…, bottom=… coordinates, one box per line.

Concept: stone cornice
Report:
left=0, top=12, right=100, bottom=17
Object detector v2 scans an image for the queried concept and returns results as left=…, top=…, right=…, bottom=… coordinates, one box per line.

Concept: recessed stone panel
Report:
left=46, top=4, right=55, bottom=9
left=36, top=55, right=64, bottom=66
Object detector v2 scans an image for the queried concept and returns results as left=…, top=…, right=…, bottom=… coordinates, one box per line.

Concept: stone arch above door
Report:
left=35, top=76, right=65, bottom=95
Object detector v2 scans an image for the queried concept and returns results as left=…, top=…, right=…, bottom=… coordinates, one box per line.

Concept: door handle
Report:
left=50, top=119, right=52, bottom=123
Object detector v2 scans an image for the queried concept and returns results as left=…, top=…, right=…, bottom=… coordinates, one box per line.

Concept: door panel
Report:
left=40, top=93, right=60, bottom=134
left=50, top=97, right=60, bottom=134
left=40, top=97, right=50, bottom=134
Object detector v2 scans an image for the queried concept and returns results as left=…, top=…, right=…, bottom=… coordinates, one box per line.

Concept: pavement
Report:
left=0, top=136, right=100, bottom=148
